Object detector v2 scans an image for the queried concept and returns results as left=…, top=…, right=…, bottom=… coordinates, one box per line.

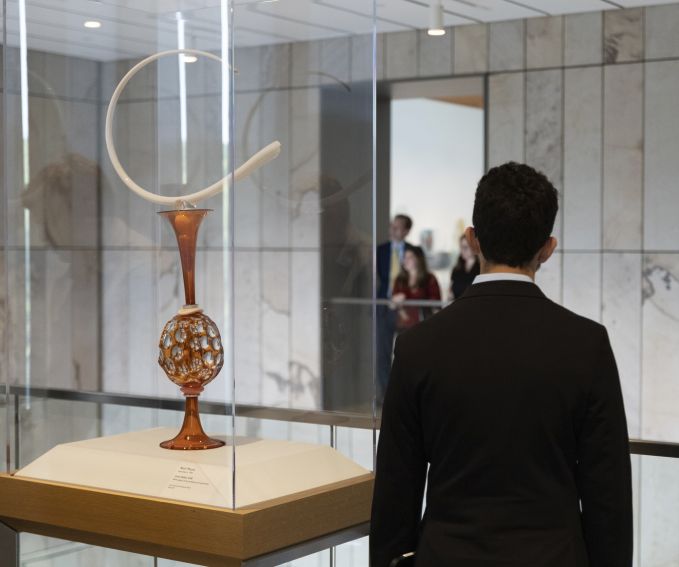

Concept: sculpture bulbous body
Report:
left=158, top=312, right=224, bottom=394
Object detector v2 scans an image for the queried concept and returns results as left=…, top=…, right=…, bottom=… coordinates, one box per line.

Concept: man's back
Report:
left=370, top=280, right=632, bottom=567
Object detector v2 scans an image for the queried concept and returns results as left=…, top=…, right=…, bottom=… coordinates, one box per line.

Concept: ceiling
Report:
left=2, top=0, right=678, bottom=61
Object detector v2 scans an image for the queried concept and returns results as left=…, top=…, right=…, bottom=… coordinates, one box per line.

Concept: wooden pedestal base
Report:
left=0, top=473, right=373, bottom=566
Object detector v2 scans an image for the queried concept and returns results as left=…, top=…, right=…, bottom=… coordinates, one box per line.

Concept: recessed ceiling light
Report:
left=428, top=28, right=446, bottom=36
left=183, top=55, right=198, bottom=63
left=84, top=20, right=102, bottom=29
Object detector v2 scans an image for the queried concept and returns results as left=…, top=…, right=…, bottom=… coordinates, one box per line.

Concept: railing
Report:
left=7, top=385, right=375, bottom=429
left=328, top=297, right=451, bottom=308
left=7, top=385, right=679, bottom=459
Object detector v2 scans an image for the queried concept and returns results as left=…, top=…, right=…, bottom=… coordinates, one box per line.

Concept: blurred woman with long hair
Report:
left=391, top=247, right=441, bottom=330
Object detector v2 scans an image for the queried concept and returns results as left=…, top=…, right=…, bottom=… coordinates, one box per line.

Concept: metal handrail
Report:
left=6, top=385, right=679, bottom=458
left=7, top=385, right=375, bottom=429
left=629, top=439, right=679, bottom=459
left=328, top=297, right=450, bottom=308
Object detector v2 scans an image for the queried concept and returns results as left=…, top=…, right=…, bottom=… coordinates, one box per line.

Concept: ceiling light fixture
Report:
left=83, top=20, right=102, bottom=29
left=428, top=0, right=445, bottom=37
left=183, top=55, right=198, bottom=63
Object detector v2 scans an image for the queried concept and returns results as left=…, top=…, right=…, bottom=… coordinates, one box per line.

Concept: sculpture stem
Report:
left=160, top=396, right=225, bottom=450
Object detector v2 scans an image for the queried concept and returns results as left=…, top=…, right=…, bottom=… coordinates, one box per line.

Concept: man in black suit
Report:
left=376, top=215, right=420, bottom=400
left=371, top=163, right=632, bottom=567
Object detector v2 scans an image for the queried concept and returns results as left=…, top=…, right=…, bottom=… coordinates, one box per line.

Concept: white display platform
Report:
left=16, top=428, right=369, bottom=508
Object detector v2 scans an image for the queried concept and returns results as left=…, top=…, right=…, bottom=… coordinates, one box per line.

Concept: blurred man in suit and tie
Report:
left=376, top=214, right=420, bottom=401
left=371, top=163, right=632, bottom=567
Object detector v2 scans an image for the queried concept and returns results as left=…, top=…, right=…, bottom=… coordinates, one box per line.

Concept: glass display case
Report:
left=0, top=1, right=377, bottom=565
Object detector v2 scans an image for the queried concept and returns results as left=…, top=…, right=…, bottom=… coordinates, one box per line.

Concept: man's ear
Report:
left=537, top=236, right=558, bottom=265
left=465, top=226, right=481, bottom=255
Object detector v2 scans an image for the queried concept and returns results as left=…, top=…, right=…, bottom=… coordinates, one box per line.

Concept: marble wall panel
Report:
left=259, top=90, right=291, bottom=249
left=644, top=61, right=679, bottom=251
left=603, top=64, right=643, bottom=250
left=525, top=69, right=563, bottom=241
left=27, top=50, right=99, bottom=102
left=564, top=12, right=603, bottom=67
left=100, top=58, right=157, bottom=102
left=385, top=30, right=417, bottom=80
left=155, top=96, right=181, bottom=201
left=489, top=20, right=525, bottom=72
left=562, top=253, right=601, bottom=323
left=128, top=250, right=159, bottom=397
left=102, top=251, right=158, bottom=396
left=261, top=43, right=291, bottom=90
left=8, top=250, right=75, bottom=391
left=5, top=250, right=99, bottom=392
left=418, top=29, right=453, bottom=78
left=526, top=16, right=563, bottom=69
left=602, top=253, right=642, bottom=437
left=184, top=57, right=222, bottom=99
left=195, top=94, right=227, bottom=249
left=3, top=93, right=27, bottom=248
left=645, top=4, right=679, bottom=60
left=24, top=250, right=47, bottom=389
left=101, top=250, right=129, bottom=392
left=21, top=99, right=99, bottom=249
left=604, top=8, right=643, bottom=64
left=632, top=455, right=641, bottom=567
left=487, top=72, right=524, bottom=167
left=320, top=37, right=351, bottom=87
left=127, top=101, right=159, bottom=248
left=351, top=32, right=385, bottom=82
left=234, top=92, right=262, bottom=249
left=638, top=455, right=679, bottom=566
left=350, top=34, right=373, bottom=83
left=234, top=46, right=262, bottom=93
left=196, top=249, right=230, bottom=404
left=70, top=250, right=100, bottom=391
left=563, top=66, right=602, bottom=251
left=100, top=102, right=131, bottom=248
left=260, top=251, right=291, bottom=407
left=178, top=93, right=224, bottom=249
left=642, top=254, right=679, bottom=442
left=0, top=252, right=5, bottom=388
left=290, top=88, right=320, bottom=249
left=453, top=24, right=488, bottom=75
left=291, top=41, right=321, bottom=88
left=233, top=251, right=262, bottom=405
left=535, top=251, right=562, bottom=303
left=291, top=251, right=321, bottom=410
left=376, top=33, right=386, bottom=81
left=1, top=95, right=88, bottom=248
left=5, top=251, right=26, bottom=389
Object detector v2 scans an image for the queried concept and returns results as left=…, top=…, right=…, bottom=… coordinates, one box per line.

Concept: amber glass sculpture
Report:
left=158, top=209, right=225, bottom=450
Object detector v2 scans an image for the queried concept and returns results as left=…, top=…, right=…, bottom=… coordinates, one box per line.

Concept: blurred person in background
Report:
left=449, top=233, right=480, bottom=300
left=392, top=247, right=441, bottom=331
left=376, top=214, right=421, bottom=401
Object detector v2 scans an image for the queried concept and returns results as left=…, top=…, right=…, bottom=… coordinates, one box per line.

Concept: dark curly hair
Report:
left=472, top=162, right=558, bottom=267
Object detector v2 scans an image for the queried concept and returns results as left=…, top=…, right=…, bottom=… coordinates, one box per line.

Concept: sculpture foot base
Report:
left=159, top=433, right=225, bottom=451
left=159, top=395, right=224, bottom=450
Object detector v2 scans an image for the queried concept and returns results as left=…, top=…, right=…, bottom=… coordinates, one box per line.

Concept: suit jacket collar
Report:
left=457, top=280, right=547, bottom=300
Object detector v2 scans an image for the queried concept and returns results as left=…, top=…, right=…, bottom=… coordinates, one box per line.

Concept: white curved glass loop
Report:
left=104, top=48, right=281, bottom=206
